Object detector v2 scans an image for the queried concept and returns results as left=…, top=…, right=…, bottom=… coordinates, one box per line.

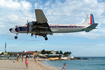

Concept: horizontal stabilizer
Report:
left=85, top=23, right=98, bottom=32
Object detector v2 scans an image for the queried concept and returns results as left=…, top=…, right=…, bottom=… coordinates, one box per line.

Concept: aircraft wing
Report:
left=31, top=9, right=52, bottom=34
left=35, top=9, right=47, bottom=23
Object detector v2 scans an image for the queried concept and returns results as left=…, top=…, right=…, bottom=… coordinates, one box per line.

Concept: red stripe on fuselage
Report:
left=17, top=28, right=18, bottom=32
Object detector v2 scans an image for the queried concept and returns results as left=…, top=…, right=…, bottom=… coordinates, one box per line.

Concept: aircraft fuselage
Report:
left=10, top=24, right=87, bottom=34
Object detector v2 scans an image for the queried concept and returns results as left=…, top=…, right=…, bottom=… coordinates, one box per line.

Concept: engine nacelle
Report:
left=31, top=21, right=37, bottom=26
left=28, top=21, right=37, bottom=26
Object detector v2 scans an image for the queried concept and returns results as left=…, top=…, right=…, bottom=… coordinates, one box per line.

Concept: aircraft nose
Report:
left=9, top=28, right=12, bottom=32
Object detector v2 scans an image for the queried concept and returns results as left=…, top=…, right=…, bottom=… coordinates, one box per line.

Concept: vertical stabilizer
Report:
left=83, top=14, right=95, bottom=26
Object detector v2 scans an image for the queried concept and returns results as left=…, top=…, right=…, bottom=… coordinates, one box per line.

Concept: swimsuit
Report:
left=25, top=61, right=28, bottom=64
left=62, top=67, right=66, bottom=70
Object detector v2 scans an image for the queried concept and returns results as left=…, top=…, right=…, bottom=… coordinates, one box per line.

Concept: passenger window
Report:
left=19, top=27, right=22, bottom=30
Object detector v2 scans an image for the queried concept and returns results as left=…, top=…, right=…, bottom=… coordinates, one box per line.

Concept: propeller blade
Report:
left=27, top=23, right=29, bottom=34
left=27, top=20, right=28, bottom=24
left=26, top=20, right=29, bottom=34
left=31, top=33, right=33, bottom=37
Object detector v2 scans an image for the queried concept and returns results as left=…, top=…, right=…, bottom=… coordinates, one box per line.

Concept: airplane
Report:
left=9, top=9, right=98, bottom=40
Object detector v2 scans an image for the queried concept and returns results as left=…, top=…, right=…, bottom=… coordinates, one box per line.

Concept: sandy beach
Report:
left=0, top=58, right=58, bottom=70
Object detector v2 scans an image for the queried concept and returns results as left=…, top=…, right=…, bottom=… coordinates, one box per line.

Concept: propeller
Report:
left=15, top=25, right=17, bottom=27
left=26, top=20, right=29, bottom=34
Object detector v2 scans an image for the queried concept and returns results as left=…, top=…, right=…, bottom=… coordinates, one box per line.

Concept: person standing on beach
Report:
left=25, top=56, right=29, bottom=69
left=17, top=56, right=19, bottom=61
left=34, top=55, right=37, bottom=62
left=22, top=55, right=23, bottom=62
left=62, top=63, right=66, bottom=70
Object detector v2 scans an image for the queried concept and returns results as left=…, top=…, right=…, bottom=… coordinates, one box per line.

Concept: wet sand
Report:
left=0, top=58, right=58, bottom=70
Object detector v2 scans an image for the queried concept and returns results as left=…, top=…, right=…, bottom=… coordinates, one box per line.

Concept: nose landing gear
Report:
left=14, top=33, right=18, bottom=39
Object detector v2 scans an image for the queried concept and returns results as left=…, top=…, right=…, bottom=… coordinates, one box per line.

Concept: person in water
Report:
left=25, top=56, right=29, bottom=69
left=62, top=63, right=66, bottom=70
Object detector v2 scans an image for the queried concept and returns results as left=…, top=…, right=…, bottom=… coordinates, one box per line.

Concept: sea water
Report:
left=41, top=57, right=105, bottom=70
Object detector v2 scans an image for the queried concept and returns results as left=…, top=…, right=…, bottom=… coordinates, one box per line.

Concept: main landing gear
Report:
left=43, top=34, right=48, bottom=41
left=45, top=37, right=48, bottom=40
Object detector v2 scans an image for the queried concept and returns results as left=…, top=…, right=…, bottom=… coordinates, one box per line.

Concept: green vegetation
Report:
left=41, top=49, right=52, bottom=54
left=60, top=50, right=63, bottom=54
left=55, top=50, right=72, bottom=57
left=56, top=50, right=63, bottom=54
left=8, top=52, right=12, bottom=56
left=2, top=49, right=71, bottom=57
left=8, top=52, right=17, bottom=57
left=56, top=51, right=59, bottom=54
left=63, top=51, right=71, bottom=57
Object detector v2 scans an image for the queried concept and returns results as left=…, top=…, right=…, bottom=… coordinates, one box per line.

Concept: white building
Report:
left=0, top=52, right=2, bottom=54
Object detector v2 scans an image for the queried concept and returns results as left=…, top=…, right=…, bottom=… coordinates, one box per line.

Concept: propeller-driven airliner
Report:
left=9, top=9, right=98, bottom=40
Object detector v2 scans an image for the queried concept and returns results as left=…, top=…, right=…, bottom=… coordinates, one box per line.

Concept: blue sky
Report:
left=0, top=0, right=105, bottom=57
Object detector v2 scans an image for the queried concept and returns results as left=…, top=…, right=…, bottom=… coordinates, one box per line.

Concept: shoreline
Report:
left=40, top=60, right=61, bottom=70
left=0, top=58, right=58, bottom=70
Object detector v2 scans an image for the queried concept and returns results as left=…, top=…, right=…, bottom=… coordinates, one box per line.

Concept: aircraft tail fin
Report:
left=82, top=14, right=98, bottom=32
left=83, top=14, right=95, bottom=26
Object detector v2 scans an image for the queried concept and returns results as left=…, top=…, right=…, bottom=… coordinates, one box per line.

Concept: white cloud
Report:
left=0, top=0, right=32, bottom=10
left=0, top=0, right=20, bottom=9
left=0, top=0, right=34, bottom=35
left=45, top=0, right=51, bottom=6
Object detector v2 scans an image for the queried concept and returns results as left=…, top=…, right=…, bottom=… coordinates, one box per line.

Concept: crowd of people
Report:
left=17, top=55, right=66, bottom=69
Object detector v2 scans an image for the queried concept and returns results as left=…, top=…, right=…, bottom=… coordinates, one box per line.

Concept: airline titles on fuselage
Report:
left=15, top=25, right=86, bottom=32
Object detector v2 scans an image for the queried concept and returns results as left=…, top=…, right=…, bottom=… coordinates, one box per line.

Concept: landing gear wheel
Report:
left=31, top=33, right=33, bottom=37
left=45, top=37, right=48, bottom=40
left=43, top=34, right=46, bottom=37
left=14, top=36, right=18, bottom=39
